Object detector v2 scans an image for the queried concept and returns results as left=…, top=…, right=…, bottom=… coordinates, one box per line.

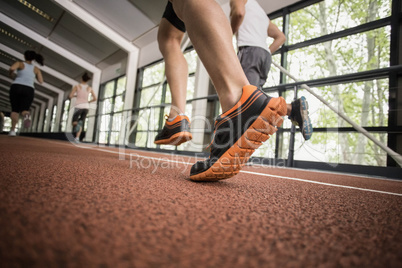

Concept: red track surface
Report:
left=1, top=136, right=401, bottom=267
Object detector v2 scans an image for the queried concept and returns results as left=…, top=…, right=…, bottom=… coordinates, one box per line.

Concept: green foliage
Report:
left=274, top=0, right=390, bottom=166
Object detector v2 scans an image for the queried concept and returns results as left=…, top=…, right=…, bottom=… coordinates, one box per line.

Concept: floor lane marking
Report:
left=241, top=170, right=402, bottom=197
left=46, top=140, right=402, bottom=197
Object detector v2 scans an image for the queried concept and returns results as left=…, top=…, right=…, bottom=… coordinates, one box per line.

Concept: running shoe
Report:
left=289, top=96, right=313, bottom=140
left=154, top=115, right=192, bottom=146
left=8, top=130, right=16, bottom=137
left=190, top=85, right=287, bottom=181
left=23, top=114, right=31, bottom=128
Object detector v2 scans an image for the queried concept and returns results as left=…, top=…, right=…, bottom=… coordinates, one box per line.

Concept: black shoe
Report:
left=289, top=97, right=313, bottom=140
left=190, top=85, right=287, bottom=182
left=154, top=115, right=192, bottom=146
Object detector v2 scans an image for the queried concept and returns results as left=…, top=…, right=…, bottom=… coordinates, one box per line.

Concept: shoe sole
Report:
left=190, top=97, right=287, bottom=181
left=154, top=132, right=193, bottom=146
left=300, top=97, right=313, bottom=140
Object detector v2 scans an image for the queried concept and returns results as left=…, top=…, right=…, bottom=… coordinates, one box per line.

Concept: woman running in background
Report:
left=69, top=72, right=97, bottom=143
left=8, top=50, right=44, bottom=136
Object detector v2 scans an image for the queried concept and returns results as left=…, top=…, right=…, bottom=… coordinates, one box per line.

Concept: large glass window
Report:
left=128, top=0, right=395, bottom=168
left=287, top=27, right=390, bottom=80
left=255, top=0, right=393, bottom=167
left=132, top=49, right=198, bottom=151
left=98, top=76, right=126, bottom=145
left=60, top=99, right=70, bottom=132
left=50, top=105, right=57, bottom=132
left=288, top=0, right=391, bottom=45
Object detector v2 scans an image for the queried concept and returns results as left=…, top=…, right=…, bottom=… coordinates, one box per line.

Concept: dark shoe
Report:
left=154, top=115, right=192, bottom=146
left=190, top=85, right=286, bottom=182
left=289, top=96, right=313, bottom=140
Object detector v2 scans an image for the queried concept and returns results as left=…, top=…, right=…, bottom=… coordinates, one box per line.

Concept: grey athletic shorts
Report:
left=237, top=46, right=272, bottom=89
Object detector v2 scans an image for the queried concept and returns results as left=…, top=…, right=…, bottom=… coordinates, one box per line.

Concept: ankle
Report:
left=219, top=90, right=242, bottom=113
left=287, top=103, right=292, bottom=116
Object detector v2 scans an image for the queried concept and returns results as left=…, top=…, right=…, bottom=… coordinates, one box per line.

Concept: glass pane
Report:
left=147, top=132, right=158, bottom=149
left=184, top=49, right=198, bottom=74
left=99, top=131, right=108, bottom=144
left=116, top=76, right=126, bottom=95
left=61, top=99, right=70, bottom=132
left=51, top=105, right=57, bottom=132
left=288, top=0, right=392, bottom=45
left=187, top=76, right=195, bottom=100
left=185, top=103, right=192, bottom=121
left=114, top=95, right=124, bottom=112
left=43, top=108, right=48, bottom=131
left=3, top=117, right=11, bottom=132
left=296, top=132, right=387, bottom=166
left=142, top=62, right=165, bottom=87
left=139, top=86, right=163, bottom=108
left=135, top=108, right=161, bottom=131
left=165, top=84, right=172, bottom=104
left=109, top=131, right=119, bottom=145
left=135, top=132, right=147, bottom=147
left=103, top=81, right=115, bottom=98
left=112, top=113, right=122, bottom=131
left=101, top=98, right=113, bottom=114
left=298, top=79, right=389, bottom=129
left=263, top=54, right=281, bottom=88
left=100, top=114, right=110, bottom=131
left=287, top=27, right=390, bottom=80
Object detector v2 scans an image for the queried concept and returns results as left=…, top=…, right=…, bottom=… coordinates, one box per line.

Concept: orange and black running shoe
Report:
left=190, top=85, right=286, bottom=182
left=154, top=115, right=192, bottom=146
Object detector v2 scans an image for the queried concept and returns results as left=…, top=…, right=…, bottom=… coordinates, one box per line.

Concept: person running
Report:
left=230, top=0, right=313, bottom=141
left=69, top=72, right=97, bottom=143
left=153, top=1, right=193, bottom=146
left=8, top=50, right=44, bottom=136
left=160, top=0, right=288, bottom=181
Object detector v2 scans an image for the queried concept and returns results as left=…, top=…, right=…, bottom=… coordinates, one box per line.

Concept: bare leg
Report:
left=170, top=0, right=249, bottom=112
left=158, top=18, right=188, bottom=119
left=10, top=112, right=19, bottom=131
left=76, top=127, right=82, bottom=139
left=72, top=121, right=78, bottom=138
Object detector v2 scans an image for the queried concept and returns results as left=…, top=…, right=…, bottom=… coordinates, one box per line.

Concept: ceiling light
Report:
left=16, top=0, right=55, bottom=22
left=0, top=28, right=34, bottom=48
left=0, top=51, right=17, bottom=62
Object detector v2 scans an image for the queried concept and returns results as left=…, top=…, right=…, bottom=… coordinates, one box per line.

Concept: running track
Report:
left=0, top=136, right=401, bottom=267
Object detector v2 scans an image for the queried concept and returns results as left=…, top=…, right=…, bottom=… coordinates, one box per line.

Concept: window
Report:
left=286, top=27, right=390, bottom=80
left=288, top=0, right=391, bottom=45
left=50, top=105, right=57, bottom=132
left=97, top=76, right=126, bottom=145
left=132, top=49, right=198, bottom=151
left=255, top=0, right=393, bottom=167
left=60, top=99, right=70, bottom=132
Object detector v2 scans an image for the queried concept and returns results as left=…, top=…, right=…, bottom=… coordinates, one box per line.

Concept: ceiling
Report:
left=0, top=0, right=300, bottom=113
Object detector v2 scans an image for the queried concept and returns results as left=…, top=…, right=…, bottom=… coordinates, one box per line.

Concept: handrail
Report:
left=272, top=61, right=402, bottom=167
